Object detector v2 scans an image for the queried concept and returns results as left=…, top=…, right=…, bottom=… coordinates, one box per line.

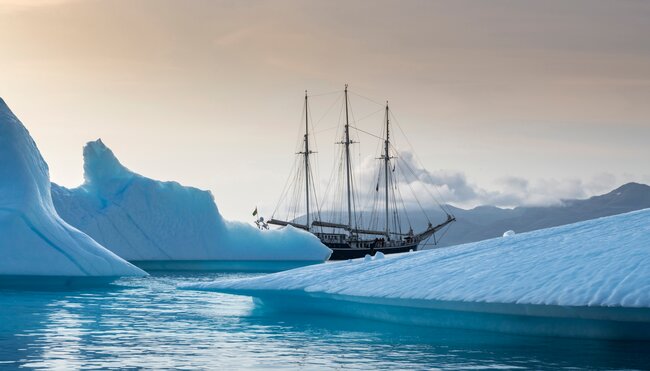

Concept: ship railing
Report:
left=312, top=220, right=349, bottom=229
left=267, top=218, right=310, bottom=230
left=313, top=220, right=418, bottom=238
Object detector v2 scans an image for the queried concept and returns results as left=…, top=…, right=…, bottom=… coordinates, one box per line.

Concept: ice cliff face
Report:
left=0, top=98, right=145, bottom=278
left=52, top=140, right=331, bottom=262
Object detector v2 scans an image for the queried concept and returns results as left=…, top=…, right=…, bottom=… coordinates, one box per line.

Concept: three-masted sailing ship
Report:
left=263, top=85, right=455, bottom=260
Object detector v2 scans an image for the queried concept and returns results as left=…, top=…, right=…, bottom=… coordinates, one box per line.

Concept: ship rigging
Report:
left=264, top=85, right=455, bottom=260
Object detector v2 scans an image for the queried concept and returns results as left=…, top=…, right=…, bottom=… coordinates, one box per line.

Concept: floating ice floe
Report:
left=184, top=208, right=650, bottom=340
left=502, top=230, right=515, bottom=237
left=52, top=139, right=331, bottom=271
left=0, top=98, right=146, bottom=286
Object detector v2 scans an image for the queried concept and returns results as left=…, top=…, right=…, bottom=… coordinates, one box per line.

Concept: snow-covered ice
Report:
left=185, top=208, right=650, bottom=339
left=52, top=139, right=331, bottom=267
left=0, top=98, right=145, bottom=284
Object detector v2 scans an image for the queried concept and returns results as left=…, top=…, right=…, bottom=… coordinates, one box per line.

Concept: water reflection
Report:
left=0, top=273, right=648, bottom=370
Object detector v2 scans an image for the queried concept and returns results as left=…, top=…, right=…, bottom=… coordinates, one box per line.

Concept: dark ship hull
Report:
left=326, top=241, right=418, bottom=260
left=314, top=231, right=423, bottom=260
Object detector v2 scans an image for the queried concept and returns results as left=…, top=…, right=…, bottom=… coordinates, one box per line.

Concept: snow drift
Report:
left=185, top=208, right=650, bottom=340
left=52, top=139, right=331, bottom=267
left=0, top=98, right=145, bottom=283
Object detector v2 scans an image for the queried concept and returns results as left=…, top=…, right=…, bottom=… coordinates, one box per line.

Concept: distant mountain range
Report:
left=429, top=182, right=650, bottom=247
left=300, top=182, right=650, bottom=248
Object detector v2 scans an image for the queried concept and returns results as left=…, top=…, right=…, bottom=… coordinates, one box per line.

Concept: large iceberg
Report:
left=52, top=140, right=331, bottom=270
left=185, top=208, right=650, bottom=340
left=0, top=98, right=145, bottom=286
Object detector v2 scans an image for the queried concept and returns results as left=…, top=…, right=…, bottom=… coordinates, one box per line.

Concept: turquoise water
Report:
left=0, top=273, right=648, bottom=370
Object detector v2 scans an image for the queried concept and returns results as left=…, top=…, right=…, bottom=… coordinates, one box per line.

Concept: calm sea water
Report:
left=0, top=272, right=648, bottom=370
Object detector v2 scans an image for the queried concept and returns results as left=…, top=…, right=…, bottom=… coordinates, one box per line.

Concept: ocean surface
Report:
left=0, top=272, right=648, bottom=370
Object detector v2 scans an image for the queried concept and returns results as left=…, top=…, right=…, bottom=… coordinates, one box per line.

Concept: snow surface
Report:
left=188, top=208, right=650, bottom=306
left=185, top=209, right=650, bottom=338
left=52, top=140, right=331, bottom=263
left=0, top=98, right=145, bottom=278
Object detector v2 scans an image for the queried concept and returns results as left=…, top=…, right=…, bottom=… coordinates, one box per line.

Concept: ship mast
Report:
left=344, top=84, right=353, bottom=233
left=266, top=91, right=314, bottom=232
left=384, top=102, right=390, bottom=238
left=304, top=91, right=311, bottom=229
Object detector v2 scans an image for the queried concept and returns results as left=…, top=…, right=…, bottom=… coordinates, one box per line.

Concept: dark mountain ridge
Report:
left=432, top=182, right=650, bottom=247
left=296, top=183, right=650, bottom=248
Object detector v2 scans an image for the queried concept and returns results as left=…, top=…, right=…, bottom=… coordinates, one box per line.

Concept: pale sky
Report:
left=1, top=0, right=649, bottom=221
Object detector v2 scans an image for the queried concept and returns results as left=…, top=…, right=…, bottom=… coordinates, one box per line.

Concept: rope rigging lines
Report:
left=270, top=87, right=455, bottom=244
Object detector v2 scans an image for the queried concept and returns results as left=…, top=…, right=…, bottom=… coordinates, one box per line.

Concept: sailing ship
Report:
left=263, top=85, right=455, bottom=260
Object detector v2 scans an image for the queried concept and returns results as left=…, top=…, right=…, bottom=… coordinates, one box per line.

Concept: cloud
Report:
left=353, top=150, right=620, bottom=210
left=488, top=174, right=617, bottom=207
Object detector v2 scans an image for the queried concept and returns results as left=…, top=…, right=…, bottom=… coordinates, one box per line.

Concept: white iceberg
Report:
left=0, top=98, right=145, bottom=286
left=184, top=208, right=650, bottom=340
left=502, top=230, right=515, bottom=237
left=52, top=139, right=331, bottom=271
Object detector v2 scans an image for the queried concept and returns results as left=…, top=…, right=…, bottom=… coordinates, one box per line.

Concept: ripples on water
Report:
left=0, top=273, right=648, bottom=370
